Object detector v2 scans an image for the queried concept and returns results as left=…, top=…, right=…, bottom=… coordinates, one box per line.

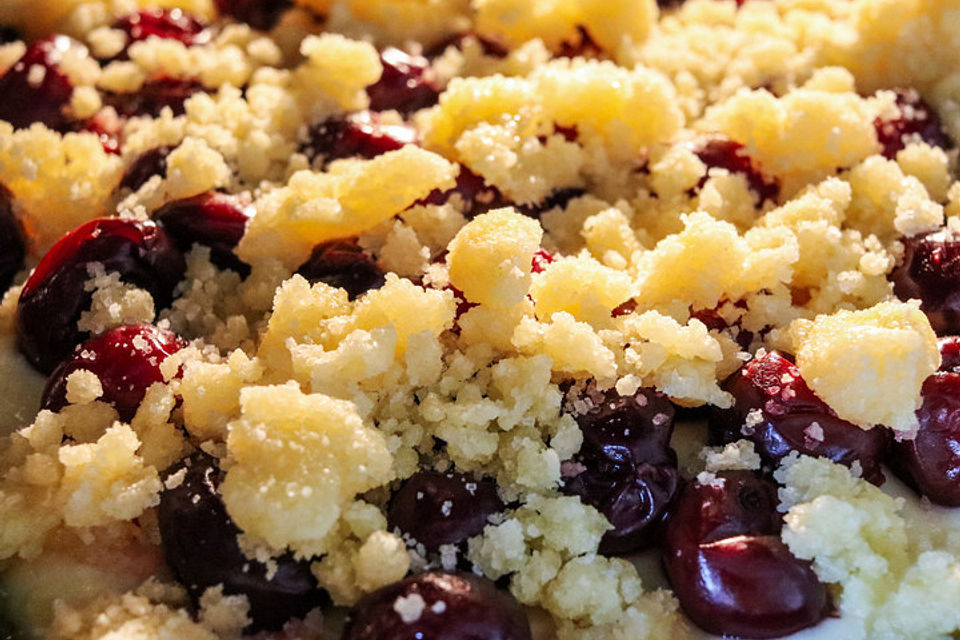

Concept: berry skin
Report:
left=0, top=35, right=78, bottom=131
left=17, top=218, right=186, bottom=373
left=890, top=227, right=960, bottom=336
left=215, top=0, right=291, bottom=30
left=708, top=350, right=890, bottom=485
left=41, top=324, right=186, bottom=422
left=296, top=239, right=386, bottom=300
left=367, top=47, right=441, bottom=115
left=662, top=471, right=830, bottom=639
left=103, top=77, right=204, bottom=119
left=301, top=111, right=416, bottom=166
left=120, top=146, right=174, bottom=192
left=153, top=192, right=251, bottom=275
left=342, top=572, right=531, bottom=640
left=158, top=453, right=326, bottom=631
left=693, top=138, right=780, bottom=204
left=562, top=385, right=682, bottom=554
left=874, top=88, right=953, bottom=159
left=110, top=9, right=207, bottom=59
left=387, top=470, right=503, bottom=551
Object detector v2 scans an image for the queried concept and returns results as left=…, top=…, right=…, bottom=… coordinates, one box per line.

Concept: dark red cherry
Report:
left=938, top=336, right=960, bottom=373
left=891, top=227, right=960, bottom=335
left=387, top=471, right=503, bottom=551
left=17, top=218, right=186, bottom=373
left=517, top=187, right=586, bottom=218
left=104, top=77, right=204, bottom=118
left=663, top=471, right=830, bottom=639
left=302, top=111, right=416, bottom=165
left=562, top=386, right=681, bottom=554
left=295, top=238, right=385, bottom=300
left=158, top=453, right=326, bottom=631
left=120, top=146, right=174, bottom=192
left=342, top=572, right=531, bottom=640
left=418, top=167, right=510, bottom=219
left=112, top=9, right=207, bottom=55
left=215, top=0, right=291, bottom=30
left=444, top=283, right=478, bottom=320
left=691, top=304, right=754, bottom=351
left=41, top=323, right=185, bottom=422
left=556, top=27, right=604, bottom=58
left=367, top=47, right=440, bottom=115
left=0, top=184, right=26, bottom=292
left=874, top=88, right=953, bottom=159
left=693, top=138, right=779, bottom=203
left=0, top=35, right=77, bottom=131
left=153, top=192, right=251, bottom=275
left=82, top=108, right=124, bottom=155
left=708, top=350, right=890, bottom=485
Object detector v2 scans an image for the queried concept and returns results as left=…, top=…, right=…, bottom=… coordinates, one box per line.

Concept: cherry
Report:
left=691, top=305, right=754, bottom=351
left=301, top=111, right=416, bottom=165
left=708, top=350, right=890, bottom=485
left=693, top=138, right=779, bottom=204
left=215, top=0, right=291, bottom=30
left=888, top=337, right=960, bottom=505
left=82, top=108, right=124, bottom=155
left=153, top=192, right=251, bottom=275
left=0, top=35, right=77, bottom=131
left=104, top=77, right=204, bottom=118
left=556, top=27, right=605, bottom=59
left=874, top=88, right=953, bottom=159
left=938, top=336, right=960, bottom=373
left=890, top=227, right=960, bottom=335
left=17, top=218, right=186, bottom=373
left=517, top=187, right=586, bottom=218
left=41, top=324, right=185, bottom=422
left=295, top=238, right=385, bottom=300
left=120, top=146, right=174, bottom=192
left=366, top=47, right=440, bottom=115
left=562, top=386, right=682, bottom=554
left=158, top=453, right=326, bottom=631
left=111, top=9, right=207, bottom=59
left=530, top=249, right=555, bottom=274
left=663, top=471, right=830, bottom=639
left=387, top=471, right=503, bottom=551
left=418, top=167, right=510, bottom=218
left=342, top=572, right=531, bottom=640
left=0, top=184, right=25, bottom=292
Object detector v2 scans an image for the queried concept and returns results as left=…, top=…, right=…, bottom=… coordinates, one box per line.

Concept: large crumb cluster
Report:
left=0, top=0, right=957, bottom=639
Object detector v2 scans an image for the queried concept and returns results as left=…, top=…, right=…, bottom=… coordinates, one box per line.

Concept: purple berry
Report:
left=387, top=471, right=503, bottom=551
left=693, top=138, right=779, bottom=204
left=708, top=350, right=890, bottom=485
left=120, top=146, right=174, bottom=192
left=0, top=35, right=77, bottom=131
left=17, top=218, right=186, bottom=373
left=562, top=386, right=681, bottom=554
left=663, top=471, right=830, bottom=639
left=301, top=111, right=416, bottom=165
left=296, top=239, right=385, bottom=300
left=342, top=572, right=531, bottom=640
left=874, top=88, right=953, bottom=159
left=158, top=454, right=326, bottom=631
left=153, top=192, right=251, bottom=275
left=41, top=324, right=185, bottom=422
left=367, top=47, right=440, bottom=115
left=891, top=227, right=960, bottom=335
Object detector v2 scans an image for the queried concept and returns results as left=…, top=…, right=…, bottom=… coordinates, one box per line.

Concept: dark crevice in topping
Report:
left=556, top=26, right=605, bottom=59
left=0, top=183, right=26, bottom=292
left=296, top=238, right=386, bottom=300
left=103, top=77, right=205, bottom=118
left=708, top=349, right=890, bottom=485
left=215, top=0, right=293, bottom=31
left=158, top=453, right=326, bottom=631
